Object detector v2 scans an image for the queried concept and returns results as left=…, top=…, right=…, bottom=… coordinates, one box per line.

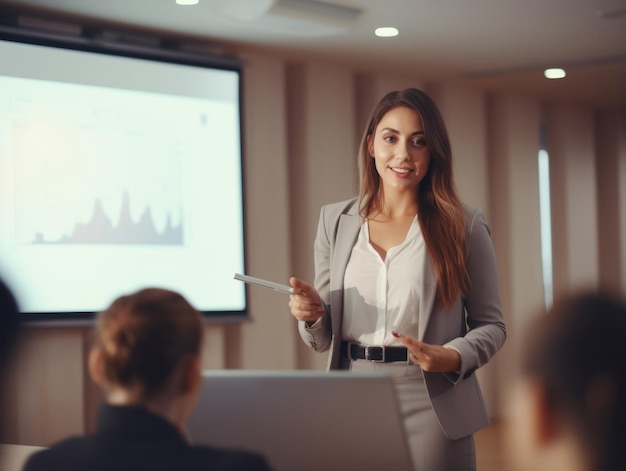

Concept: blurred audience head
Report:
left=0, top=275, right=20, bottom=378
left=507, top=290, right=626, bottom=471
left=89, top=288, right=204, bottom=431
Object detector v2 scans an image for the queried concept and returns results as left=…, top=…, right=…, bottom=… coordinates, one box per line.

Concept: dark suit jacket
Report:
left=23, top=404, right=271, bottom=471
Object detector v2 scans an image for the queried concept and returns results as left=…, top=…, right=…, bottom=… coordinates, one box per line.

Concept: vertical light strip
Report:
left=538, top=148, right=553, bottom=309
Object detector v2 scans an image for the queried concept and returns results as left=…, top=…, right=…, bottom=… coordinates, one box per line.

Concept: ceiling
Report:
left=2, top=0, right=625, bottom=109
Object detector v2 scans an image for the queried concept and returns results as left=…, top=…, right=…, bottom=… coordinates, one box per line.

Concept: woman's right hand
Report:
left=288, top=277, right=324, bottom=323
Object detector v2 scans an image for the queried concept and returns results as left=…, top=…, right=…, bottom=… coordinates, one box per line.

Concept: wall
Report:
left=487, top=95, right=544, bottom=407
left=2, top=45, right=625, bottom=445
left=595, top=110, right=626, bottom=293
left=548, top=105, right=600, bottom=297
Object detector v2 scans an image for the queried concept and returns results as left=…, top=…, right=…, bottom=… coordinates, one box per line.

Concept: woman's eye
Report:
left=413, top=138, right=426, bottom=146
left=383, top=135, right=396, bottom=143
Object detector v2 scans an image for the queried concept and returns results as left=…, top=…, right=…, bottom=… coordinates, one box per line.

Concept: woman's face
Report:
left=367, top=106, right=431, bottom=194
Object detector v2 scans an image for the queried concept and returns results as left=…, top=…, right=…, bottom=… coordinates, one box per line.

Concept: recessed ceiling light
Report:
left=176, top=0, right=199, bottom=5
left=544, top=68, right=566, bottom=79
left=375, top=27, right=399, bottom=38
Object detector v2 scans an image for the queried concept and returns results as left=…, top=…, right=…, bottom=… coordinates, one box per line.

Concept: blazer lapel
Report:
left=332, top=214, right=361, bottom=287
left=330, top=210, right=361, bottom=344
left=418, top=253, right=437, bottom=341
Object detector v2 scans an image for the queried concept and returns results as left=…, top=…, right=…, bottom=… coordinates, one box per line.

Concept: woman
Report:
left=289, top=88, right=506, bottom=470
left=24, top=288, right=270, bottom=471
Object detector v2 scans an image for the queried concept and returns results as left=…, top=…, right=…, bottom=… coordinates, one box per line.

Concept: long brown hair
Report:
left=95, top=288, right=203, bottom=400
left=358, top=88, right=467, bottom=307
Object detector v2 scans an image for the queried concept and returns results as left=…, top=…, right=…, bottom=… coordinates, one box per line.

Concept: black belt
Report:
left=341, top=341, right=409, bottom=363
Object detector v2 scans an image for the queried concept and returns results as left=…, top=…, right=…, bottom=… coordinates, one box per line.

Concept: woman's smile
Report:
left=389, top=166, right=414, bottom=176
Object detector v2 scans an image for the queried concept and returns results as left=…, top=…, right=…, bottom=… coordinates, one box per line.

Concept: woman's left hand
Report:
left=391, top=331, right=461, bottom=373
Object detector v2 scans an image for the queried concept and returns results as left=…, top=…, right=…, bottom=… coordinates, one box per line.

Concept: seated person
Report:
left=506, top=291, right=626, bottom=471
left=24, top=288, right=271, bottom=471
left=0, top=275, right=20, bottom=380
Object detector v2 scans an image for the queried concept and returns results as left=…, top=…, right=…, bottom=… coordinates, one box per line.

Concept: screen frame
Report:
left=0, top=15, right=250, bottom=325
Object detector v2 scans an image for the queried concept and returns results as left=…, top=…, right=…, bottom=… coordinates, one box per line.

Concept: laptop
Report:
left=187, top=370, right=414, bottom=471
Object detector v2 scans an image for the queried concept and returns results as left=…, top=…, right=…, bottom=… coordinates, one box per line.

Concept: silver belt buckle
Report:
left=365, top=346, right=385, bottom=362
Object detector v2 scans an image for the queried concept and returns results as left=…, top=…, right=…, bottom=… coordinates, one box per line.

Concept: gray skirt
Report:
left=347, top=358, right=476, bottom=471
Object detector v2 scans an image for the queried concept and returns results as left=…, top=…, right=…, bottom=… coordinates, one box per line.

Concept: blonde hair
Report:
left=358, top=88, right=468, bottom=307
left=95, top=288, right=203, bottom=400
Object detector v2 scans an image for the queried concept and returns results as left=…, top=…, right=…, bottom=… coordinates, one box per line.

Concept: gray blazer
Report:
left=298, top=197, right=506, bottom=440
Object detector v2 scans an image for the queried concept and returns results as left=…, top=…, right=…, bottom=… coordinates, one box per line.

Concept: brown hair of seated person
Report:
left=508, top=291, right=626, bottom=471
left=0, top=276, right=20, bottom=377
left=89, top=288, right=204, bottom=436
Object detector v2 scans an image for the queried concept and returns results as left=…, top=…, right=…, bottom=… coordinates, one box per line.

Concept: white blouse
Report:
left=342, top=216, right=426, bottom=346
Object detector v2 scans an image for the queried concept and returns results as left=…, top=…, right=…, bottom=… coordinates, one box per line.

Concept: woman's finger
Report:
left=391, top=331, right=423, bottom=351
